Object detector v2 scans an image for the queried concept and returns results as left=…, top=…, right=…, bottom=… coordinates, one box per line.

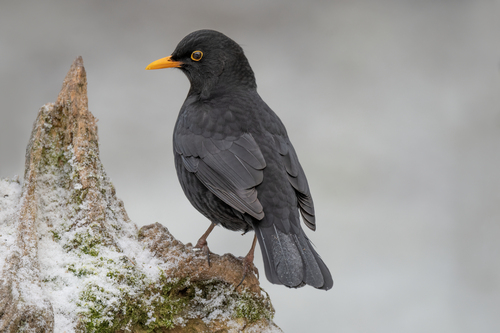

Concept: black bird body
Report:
left=147, top=30, right=333, bottom=290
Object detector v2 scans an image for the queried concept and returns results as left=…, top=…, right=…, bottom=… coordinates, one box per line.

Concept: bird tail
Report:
left=253, top=222, right=333, bottom=290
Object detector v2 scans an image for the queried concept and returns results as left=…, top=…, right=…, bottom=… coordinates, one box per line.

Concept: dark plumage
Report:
left=146, top=29, right=333, bottom=290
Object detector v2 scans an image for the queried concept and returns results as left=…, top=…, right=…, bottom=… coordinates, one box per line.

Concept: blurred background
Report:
left=1, top=0, right=499, bottom=332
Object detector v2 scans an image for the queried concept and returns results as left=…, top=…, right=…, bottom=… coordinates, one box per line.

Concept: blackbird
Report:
left=146, top=29, right=333, bottom=290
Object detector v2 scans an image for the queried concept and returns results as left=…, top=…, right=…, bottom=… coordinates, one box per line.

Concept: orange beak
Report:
left=145, top=56, right=183, bottom=70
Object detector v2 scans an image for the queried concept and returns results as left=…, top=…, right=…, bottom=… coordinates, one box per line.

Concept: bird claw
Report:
left=236, top=255, right=258, bottom=289
left=236, top=274, right=246, bottom=289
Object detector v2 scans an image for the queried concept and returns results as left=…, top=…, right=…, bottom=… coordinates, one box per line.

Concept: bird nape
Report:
left=146, top=29, right=333, bottom=291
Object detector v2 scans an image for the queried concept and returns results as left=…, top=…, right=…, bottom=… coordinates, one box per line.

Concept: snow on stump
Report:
left=0, top=57, right=281, bottom=333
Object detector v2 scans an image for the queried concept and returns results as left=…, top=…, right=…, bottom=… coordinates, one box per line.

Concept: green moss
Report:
left=42, top=276, right=58, bottom=283
left=106, top=261, right=144, bottom=286
left=64, top=228, right=103, bottom=257
left=50, top=230, right=61, bottom=241
left=70, top=256, right=273, bottom=333
left=77, top=273, right=192, bottom=333
left=140, top=276, right=192, bottom=331
left=40, top=135, right=69, bottom=170
left=234, top=289, right=274, bottom=322
left=67, top=264, right=96, bottom=278
left=71, top=187, right=88, bottom=208
left=189, top=280, right=274, bottom=324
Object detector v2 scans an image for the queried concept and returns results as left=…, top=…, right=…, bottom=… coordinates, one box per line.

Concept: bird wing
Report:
left=271, top=134, right=316, bottom=230
left=174, top=132, right=266, bottom=220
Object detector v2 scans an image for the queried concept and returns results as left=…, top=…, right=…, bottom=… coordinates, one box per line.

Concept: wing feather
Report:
left=276, top=136, right=316, bottom=230
left=175, top=132, right=266, bottom=220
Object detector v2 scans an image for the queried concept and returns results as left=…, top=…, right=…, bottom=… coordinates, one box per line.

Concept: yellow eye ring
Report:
left=191, top=51, right=203, bottom=61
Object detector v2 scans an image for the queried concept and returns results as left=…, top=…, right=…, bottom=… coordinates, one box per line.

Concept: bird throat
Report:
left=186, top=59, right=256, bottom=101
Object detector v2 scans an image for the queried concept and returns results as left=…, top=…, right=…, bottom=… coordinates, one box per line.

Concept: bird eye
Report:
left=191, top=51, right=203, bottom=61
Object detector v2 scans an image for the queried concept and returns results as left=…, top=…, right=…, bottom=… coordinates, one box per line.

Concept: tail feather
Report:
left=254, top=222, right=333, bottom=290
left=293, top=231, right=333, bottom=289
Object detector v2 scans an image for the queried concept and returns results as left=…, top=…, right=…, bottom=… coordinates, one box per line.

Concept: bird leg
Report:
left=236, top=233, right=258, bottom=289
left=194, top=222, right=216, bottom=266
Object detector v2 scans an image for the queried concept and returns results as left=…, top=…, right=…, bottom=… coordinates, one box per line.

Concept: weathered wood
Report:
left=0, top=57, right=281, bottom=332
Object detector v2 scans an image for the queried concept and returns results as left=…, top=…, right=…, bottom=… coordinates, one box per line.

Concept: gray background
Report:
left=1, top=0, right=499, bottom=332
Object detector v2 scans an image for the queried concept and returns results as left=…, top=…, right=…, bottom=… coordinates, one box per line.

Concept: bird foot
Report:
left=194, top=238, right=211, bottom=267
left=193, top=223, right=216, bottom=267
left=236, top=253, right=259, bottom=289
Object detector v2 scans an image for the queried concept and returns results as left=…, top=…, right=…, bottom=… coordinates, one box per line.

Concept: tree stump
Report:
left=0, top=57, right=281, bottom=333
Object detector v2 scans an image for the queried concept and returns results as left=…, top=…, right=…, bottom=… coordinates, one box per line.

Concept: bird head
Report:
left=146, top=29, right=256, bottom=99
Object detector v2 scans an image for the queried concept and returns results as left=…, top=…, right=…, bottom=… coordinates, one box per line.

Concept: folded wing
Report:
left=174, top=132, right=266, bottom=220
